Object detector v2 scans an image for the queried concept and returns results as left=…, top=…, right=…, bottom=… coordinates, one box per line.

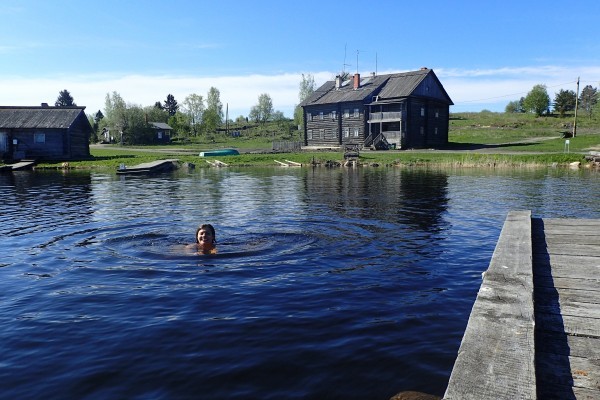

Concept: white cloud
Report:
left=1, top=66, right=598, bottom=116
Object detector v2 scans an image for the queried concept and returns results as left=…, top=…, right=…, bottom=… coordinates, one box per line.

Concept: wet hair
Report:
left=195, top=224, right=216, bottom=244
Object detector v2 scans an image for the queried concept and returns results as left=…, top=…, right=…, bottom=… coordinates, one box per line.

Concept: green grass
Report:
left=5, top=111, right=599, bottom=169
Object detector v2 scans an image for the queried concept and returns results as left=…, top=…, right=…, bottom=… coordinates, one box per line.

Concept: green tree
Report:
left=55, top=89, right=76, bottom=107
left=553, top=89, right=577, bottom=118
left=143, top=105, right=169, bottom=124
left=203, top=87, right=223, bottom=134
left=104, top=91, right=127, bottom=143
left=168, top=112, right=192, bottom=138
left=579, top=85, right=598, bottom=119
left=294, top=73, right=316, bottom=127
left=505, top=100, right=521, bottom=113
left=163, top=94, right=179, bottom=116
left=181, top=94, right=205, bottom=136
left=250, top=93, right=274, bottom=124
left=523, top=84, right=550, bottom=116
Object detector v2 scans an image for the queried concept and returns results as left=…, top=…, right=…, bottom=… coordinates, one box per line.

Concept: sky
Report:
left=2, top=0, right=600, bottom=119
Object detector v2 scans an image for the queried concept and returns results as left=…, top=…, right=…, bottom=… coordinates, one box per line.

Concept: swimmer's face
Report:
left=197, top=228, right=214, bottom=246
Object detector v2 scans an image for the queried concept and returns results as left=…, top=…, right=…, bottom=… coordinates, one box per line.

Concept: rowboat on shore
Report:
left=199, top=149, right=239, bottom=157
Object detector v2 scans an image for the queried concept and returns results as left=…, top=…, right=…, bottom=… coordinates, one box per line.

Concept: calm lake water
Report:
left=1, top=166, right=599, bottom=399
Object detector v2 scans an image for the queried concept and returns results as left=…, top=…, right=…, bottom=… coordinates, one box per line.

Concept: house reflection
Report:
left=302, top=167, right=449, bottom=232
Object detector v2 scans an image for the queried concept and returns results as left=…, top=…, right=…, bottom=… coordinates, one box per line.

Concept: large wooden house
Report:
left=300, top=68, right=453, bottom=149
left=0, top=105, right=92, bottom=161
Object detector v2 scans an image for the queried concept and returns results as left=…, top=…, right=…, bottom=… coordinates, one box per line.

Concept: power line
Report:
left=459, top=80, right=579, bottom=104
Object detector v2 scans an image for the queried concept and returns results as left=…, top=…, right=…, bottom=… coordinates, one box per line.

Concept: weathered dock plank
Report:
left=444, top=210, right=535, bottom=400
left=116, top=159, right=178, bottom=174
left=533, top=216, right=600, bottom=399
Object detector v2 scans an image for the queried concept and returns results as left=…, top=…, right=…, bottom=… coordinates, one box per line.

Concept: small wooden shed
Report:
left=149, top=122, right=173, bottom=143
left=0, top=105, right=92, bottom=161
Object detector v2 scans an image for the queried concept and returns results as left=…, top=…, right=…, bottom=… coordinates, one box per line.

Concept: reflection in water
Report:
left=0, top=167, right=599, bottom=399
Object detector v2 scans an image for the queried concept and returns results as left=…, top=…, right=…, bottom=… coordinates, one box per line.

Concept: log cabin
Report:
left=0, top=105, right=92, bottom=161
left=300, top=68, right=453, bottom=150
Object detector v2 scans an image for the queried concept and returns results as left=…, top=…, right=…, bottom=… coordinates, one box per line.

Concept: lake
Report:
left=1, top=166, right=598, bottom=399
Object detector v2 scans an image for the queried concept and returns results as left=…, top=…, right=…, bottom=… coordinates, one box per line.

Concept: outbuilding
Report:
left=0, top=105, right=92, bottom=161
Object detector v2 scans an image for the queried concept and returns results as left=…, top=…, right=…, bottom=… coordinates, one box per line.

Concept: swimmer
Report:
left=193, top=223, right=217, bottom=254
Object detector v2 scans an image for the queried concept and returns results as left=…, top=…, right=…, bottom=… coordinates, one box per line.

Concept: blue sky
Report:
left=2, top=0, right=600, bottom=118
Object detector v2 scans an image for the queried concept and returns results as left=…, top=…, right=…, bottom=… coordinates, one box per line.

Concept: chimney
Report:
left=41, top=102, right=49, bottom=107
left=335, top=75, right=342, bottom=89
left=353, top=73, right=360, bottom=90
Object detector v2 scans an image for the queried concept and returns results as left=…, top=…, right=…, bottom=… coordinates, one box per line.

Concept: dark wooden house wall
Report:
left=340, top=101, right=365, bottom=146
left=305, top=101, right=367, bottom=146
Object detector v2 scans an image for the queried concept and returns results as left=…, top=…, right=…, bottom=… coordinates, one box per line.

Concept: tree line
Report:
left=53, top=73, right=318, bottom=145
left=505, top=83, right=598, bottom=119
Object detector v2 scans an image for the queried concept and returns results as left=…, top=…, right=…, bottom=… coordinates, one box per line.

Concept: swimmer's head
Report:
left=196, top=224, right=216, bottom=246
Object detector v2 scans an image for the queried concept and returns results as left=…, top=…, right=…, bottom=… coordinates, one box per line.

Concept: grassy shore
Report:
left=6, top=112, right=600, bottom=170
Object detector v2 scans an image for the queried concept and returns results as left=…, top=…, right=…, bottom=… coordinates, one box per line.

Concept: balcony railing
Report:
left=368, top=112, right=402, bottom=122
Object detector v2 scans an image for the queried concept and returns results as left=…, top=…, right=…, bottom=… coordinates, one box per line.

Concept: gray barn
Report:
left=300, top=68, right=453, bottom=150
left=0, top=105, right=92, bottom=161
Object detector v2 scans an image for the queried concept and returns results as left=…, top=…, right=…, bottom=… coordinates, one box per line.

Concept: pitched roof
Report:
left=0, top=106, right=87, bottom=129
left=301, top=68, right=453, bottom=107
left=149, top=122, right=173, bottom=130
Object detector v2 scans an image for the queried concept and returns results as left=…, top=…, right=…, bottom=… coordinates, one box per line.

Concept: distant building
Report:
left=149, top=122, right=173, bottom=143
left=0, top=104, right=92, bottom=161
left=300, top=68, right=453, bottom=149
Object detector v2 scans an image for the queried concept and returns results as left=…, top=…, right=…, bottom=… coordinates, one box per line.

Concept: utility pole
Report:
left=573, top=77, right=580, bottom=137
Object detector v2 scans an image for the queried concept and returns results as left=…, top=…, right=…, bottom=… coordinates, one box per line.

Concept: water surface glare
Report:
left=1, top=167, right=598, bottom=399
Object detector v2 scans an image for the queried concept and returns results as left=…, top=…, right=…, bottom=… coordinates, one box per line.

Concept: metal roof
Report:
left=149, top=122, right=173, bottom=130
left=301, top=68, right=453, bottom=107
left=0, top=106, right=87, bottom=129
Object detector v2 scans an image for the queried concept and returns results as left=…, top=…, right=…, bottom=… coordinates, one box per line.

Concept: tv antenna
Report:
left=342, top=44, right=351, bottom=75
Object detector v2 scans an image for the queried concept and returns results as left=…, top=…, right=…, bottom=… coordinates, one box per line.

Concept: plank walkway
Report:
left=444, top=211, right=600, bottom=399
left=116, top=159, right=178, bottom=174
left=0, top=160, right=36, bottom=172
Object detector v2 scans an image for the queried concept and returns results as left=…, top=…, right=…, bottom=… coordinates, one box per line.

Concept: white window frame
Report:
left=331, top=111, right=337, bottom=120
left=353, top=108, right=359, bottom=118
left=308, top=129, right=313, bottom=139
left=319, top=112, right=324, bottom=120
left=319, top=129, right=324, bottom=138
left=420, top=107, right=425, bottom=117
left=344, top=109, right=350, bottom=118
left=343, top=127, right=350, bottom=138
left=307, top=113, right=312, bottom=121
left=353, top=127, right=359, bottom=137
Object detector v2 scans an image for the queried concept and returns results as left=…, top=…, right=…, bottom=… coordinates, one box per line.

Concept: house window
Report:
left=435, top=109, right=439, bottom=118
left=420, top=127, right=425, bottom=135
left=353, top=127, right=359, bottom=137
left=34, top=132, right=46, bottom=144
left=331, top=111, right=337, bottom=120
left=308, top=129, right=313, bottom=139
left=420, top=107, right=425, bottom=117
left=435, top=127, right=438, bottom=135
left=319, top=112, right=324, bottom=120
left=343, top=127, right=349, bottom=138
left=157, top=131, right=163, bottom=139
left=344, top=109, right=350, bottom=118
left=354, top=108, right=359, bottom=117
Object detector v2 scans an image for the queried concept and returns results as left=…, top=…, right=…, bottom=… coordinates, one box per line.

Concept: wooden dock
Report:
left=116, top=159, right=178, bottom=175
left=0, top=160, right=36, bottom=172
left=444, top=211, right=600, bottom=399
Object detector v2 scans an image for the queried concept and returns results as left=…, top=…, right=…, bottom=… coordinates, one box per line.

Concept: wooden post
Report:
left=573, top=77, right=580, bottom=137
